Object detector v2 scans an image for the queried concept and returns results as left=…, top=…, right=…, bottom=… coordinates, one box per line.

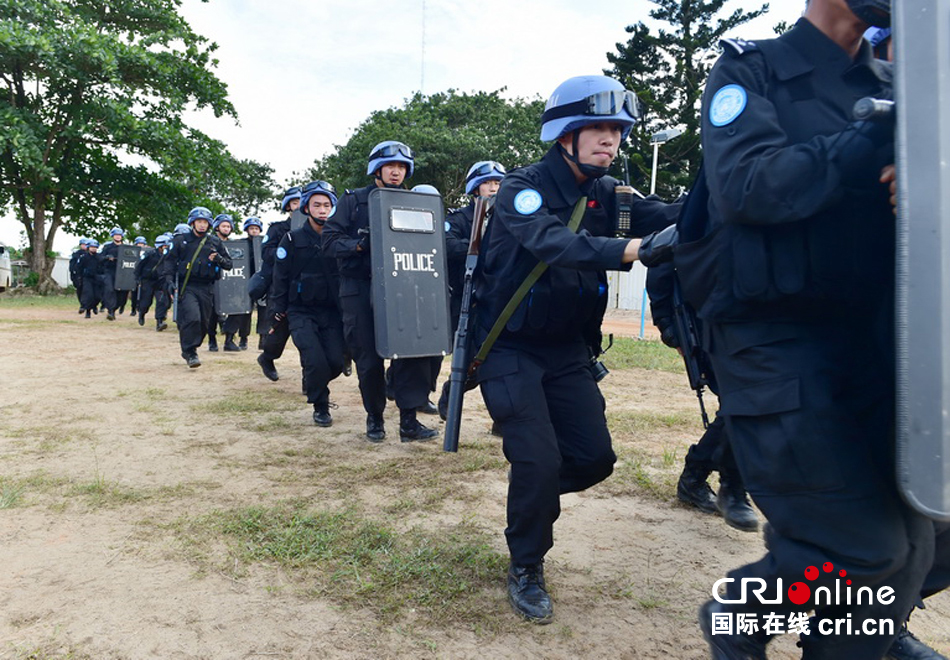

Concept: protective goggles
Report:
left=302, top=180, right=336, bottom=196
left=541, top=89, right=642, bottom=123
left=369, top=143, right=413, bottom=161
left=467, top=161, right=507, bottom=180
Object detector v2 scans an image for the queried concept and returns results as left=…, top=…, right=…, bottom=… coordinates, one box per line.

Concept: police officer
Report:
left=694, top=2, right=935, bottom=657
left=205, top=214, right=234, bottom=351
left=241, top=217, right=265, bottom=350
left=98, top=227, right=126, bottom=320
left=129, top=235, right=148, bottom=316
left=70, top=238, right=89, bottom=313
left=645, top=261, right=758, bottom=532
left=323, top=141, right=438, bottom=443
left=78, top=240, right=102, bottom=318
left=257, top=187, right=301, bottom=381
left=472, top=75, right=678, bottom=623
left=162, top=207, right=233, bottom=367
left=135, top=234, right=171, bottom=330
left=437, top=161, right=507, bottom=421
left=271, top=181, right=346, bottom=426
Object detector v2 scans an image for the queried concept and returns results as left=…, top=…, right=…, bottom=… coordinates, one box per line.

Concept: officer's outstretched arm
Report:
left=214, top=241, right=233, bottom=270
left=499, top=179, right=630, bottom=271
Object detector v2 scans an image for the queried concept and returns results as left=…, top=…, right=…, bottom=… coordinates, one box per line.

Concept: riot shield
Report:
left=290, top=208, right=307, bottom=232
left=114, top=245, right=142, bottom=291
left=250, top=235, right=263, bottom=273
left=895, top=0, right=950, bottom=520
left=368, top=188, right=451, bottom=358
left=214, top=238, right=252, bottom=316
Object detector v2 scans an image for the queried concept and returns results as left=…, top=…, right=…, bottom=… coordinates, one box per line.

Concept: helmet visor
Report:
left=542, top=89, right=641, bottom=124
left=468, top=161, right=507, bottom=179
left=370, top=143, right=413, bottom=161
left=302, top=180, right=337, bottom=196
left=587, top=90, right=641, bottom=119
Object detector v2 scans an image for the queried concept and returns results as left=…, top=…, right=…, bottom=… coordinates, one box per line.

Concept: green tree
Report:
left=0, top=0, right=274, bottom=291
left=606, top=0, right=768, bottom=198
left=305, top=90, right=547, bottom=209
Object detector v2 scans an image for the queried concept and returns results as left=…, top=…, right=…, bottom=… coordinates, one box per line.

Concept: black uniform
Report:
left=77, top=250, right=102, bottom=313
left=324, top=184, right=432, bottom=417
left=259, top=219, right=292, bottom=358
left=69, top=248, right=85, bottom=307
left=271, top=222, right=345, bottom=412
left=162, top=230, right=232, bottom=359
left=134, top=247, right=169, bottom=323
left=696, top=22, right=933, bottom=656
left=444, top=201, right=475, bottom=332
left=473, top=146, right=677, bottom=567
left=98, top=241, right=128, bottom=314
left=645, top=261, right=744, bottom=489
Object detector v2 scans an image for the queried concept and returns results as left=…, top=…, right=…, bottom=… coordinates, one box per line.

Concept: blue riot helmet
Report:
left=187, top=207, right=213, bottom=225
left=187, top=207, right=213, bottom=235
left=541, top=75, right=639, bottom=142
left=847, top=0, right=890, bottom=28
left=464, top=161, right=506, bottom=195
left=243, top=216, right=263, bottom=232
left=864, top=26, right=892, bottom=58
left=213, top=213, right=233, bottom=230
left=541, top=75, right=639, bottom=178
left=79, top=237, right=89, bottom=246
left=154, top=235, right=169, bottom=247
left=300, top=180, right=338, bottom=212
left=174, top=223, right=191, bottom=235
left=109, top=226, right=125, bottom=238
left=411, top=184, right=440, bottom=195
left=300, top=181, right=338, bottom=225
left=280, top=186, right=302, bottom=213
left=87, top=239, right=100, bottom=249
left=133, top=236, right=147, bottom=246
left=366, top=141, right=414, bottom=178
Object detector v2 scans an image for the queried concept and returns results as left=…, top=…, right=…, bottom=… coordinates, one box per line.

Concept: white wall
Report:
left=52, top=256, right=71, bottom=288
left=607, top=263, right=648, bottom=311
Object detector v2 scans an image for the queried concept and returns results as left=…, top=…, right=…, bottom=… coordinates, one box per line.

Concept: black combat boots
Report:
left=677, top=463, right=718, bottom=514
left=507, top=562, right=554, bottom=624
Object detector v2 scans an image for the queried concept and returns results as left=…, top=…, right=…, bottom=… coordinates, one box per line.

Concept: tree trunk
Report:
left=27, top=200, right=60, bottom=294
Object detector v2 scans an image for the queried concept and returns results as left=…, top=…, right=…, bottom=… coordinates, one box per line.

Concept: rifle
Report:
left=671, top=277, right=710, bottom=429
left=442, top=196, right=493, bottom=453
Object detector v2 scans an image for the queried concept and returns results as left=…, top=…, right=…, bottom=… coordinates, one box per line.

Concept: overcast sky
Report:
left=1, top=0, right=805, bottom=253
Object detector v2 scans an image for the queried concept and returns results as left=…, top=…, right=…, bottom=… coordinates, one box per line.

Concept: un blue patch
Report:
left=276, top=247, right=287, bottom=260
left=710, top=85, right=748, bottom=127
left=514, top=189, right=543, bottom=215
left=262, top=235, right=269, bottom=244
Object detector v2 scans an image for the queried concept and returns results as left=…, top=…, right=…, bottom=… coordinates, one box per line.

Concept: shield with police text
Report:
left=895, top=0, right=950, bottom=520
left=368, top=188, right=451, bottom=358
left=114, top=245, right=142, bottom=291
left=214, top=238, right=252, bottom=316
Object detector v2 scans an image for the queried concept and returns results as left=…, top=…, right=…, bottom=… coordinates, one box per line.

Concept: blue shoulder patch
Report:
left=513, top=189, right=543, bottom=215
left=709, top=85, right=748, bottom=127
left=262, top=234, right=269, bottom=244
left=276, top=246, right=287, bottom=260
left=444, top=221, right=451, bottom=232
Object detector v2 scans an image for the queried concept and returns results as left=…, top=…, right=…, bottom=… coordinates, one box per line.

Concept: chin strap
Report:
left=558, top=134, right=609, bottom=179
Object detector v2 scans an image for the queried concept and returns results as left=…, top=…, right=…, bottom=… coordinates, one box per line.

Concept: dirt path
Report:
left=0, top=301, right=946, bottom=659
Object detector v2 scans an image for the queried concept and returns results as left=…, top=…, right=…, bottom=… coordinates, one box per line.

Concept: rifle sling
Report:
left=472, top=196, right=588, bottom=368
left=179, top=234, right=209, bottom=299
